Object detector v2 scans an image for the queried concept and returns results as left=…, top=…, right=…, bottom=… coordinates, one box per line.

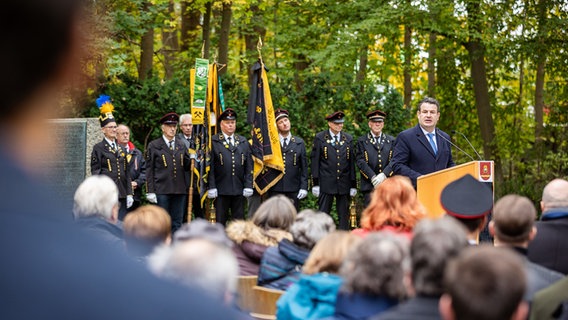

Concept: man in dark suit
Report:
left=177, top=113, right=204, bottom=221
left=356, top=109, right=396, bottom=207
left=145, top=112, right=191, bottom=232
left=311, top=111, right=357, bottom=230
left=207, top=108, right=254, bottom=225
left=528, top=178, right=568, bottom=275
left=268, top=108, right=308, bottom=211
left=117, top=124, right=146, bottom=213
left=490, top=194, right=563, bottom=303
left=91, top=97, right=133, bottom=220
left=391, top=97, right=455, bottom=188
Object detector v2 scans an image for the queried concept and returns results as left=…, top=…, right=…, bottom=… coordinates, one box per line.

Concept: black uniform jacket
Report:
left=145, top=137, right=190, bottom=195
left=356, top=132, right=395, bottom=192
left=270, top=135, right=308, bottom=193
left=310, top=131, right=356, bottom=195
left=91, top=139, right=132, bottom=198
left=127, top=147, right=146, bottom=201
left=208, top=133, right=253, bottom=196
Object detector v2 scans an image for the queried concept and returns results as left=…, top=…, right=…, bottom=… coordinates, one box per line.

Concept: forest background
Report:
left=72, top=0, right=568, bottom=215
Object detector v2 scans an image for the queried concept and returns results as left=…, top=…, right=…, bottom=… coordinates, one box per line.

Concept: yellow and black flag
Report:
left=248, top=60, right=284, bottom=195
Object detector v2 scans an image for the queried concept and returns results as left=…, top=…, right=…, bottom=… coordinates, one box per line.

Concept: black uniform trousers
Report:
left=215, top=195, right=245, bottom=226
left=157, top=194, right=187, bottom=233
left=319, top=193, right=350, bottom=230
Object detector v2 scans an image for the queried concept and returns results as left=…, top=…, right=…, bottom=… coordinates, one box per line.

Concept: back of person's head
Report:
left=252, top=195, right=296, bottom=231
left=410, top=217, right=468, bottom=296
left=290, top=209, right=336, bottom=250
left=123, top=205, right=172, bottom=256
left=148, top=239, right=239, bottom=304
left=440, top=245, right=528, bottom=320
left=360, top=175, right=427, bottom=232
left=491, top=195, right=536, bottom=245
left=541, top=178, right=568, bottom=211
left=173, top=219, right=233, bottom=248
left=1, top=0, right=83, bottom=119
left=339, top=232, right=409, bottom=299
left=302, top=231, right=361, bottom=275
left=73, top=175, right=118, bottom=220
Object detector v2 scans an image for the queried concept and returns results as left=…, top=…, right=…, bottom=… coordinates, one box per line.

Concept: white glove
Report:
left=350, top=188, right=357, bottom=197
left=297, top=189, right=308, bottom=200
left=312, top=186, right=320, bottom=198
left=371, top=173, right=387, bottom=187
left=243, top=188, right=254, bottom=198
left=126, top=195, right=134, bottom=208
left=146, top=193, right=157, bottom=204
left=207, top=188, right=218, bottom=199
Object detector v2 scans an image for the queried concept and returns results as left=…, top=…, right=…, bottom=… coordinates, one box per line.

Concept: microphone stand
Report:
left=452, top=130, right=482, bottom=160
left=436, top=132, right=475, bottom=161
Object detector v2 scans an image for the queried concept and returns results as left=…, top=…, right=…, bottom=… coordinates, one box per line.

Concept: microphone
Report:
left=436, top=132, right=475, bottom=161
left=451, top=130, right=482, bottom=160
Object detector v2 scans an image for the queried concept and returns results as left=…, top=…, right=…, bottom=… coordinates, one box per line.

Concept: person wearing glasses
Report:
left=91, top=96, right=133, bottom=220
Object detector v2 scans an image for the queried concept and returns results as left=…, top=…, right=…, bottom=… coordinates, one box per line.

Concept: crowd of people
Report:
left=3, top=0, right=568, bottom=319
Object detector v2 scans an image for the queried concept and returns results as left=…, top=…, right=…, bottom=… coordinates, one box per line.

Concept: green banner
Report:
left=192, top=58, right=209, bottom=125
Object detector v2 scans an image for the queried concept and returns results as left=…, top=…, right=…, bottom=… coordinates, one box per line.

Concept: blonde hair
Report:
left=361, top=175, right=427, bottom=232
left=302, top=231, right=361, bottom=275
left=123, top=205, right=171, bottom=244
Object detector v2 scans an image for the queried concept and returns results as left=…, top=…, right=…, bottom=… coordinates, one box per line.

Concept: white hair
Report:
left=148, top=239, right=239, bottom=304
left=179, top=113, right=192, bottom=123
left=73, top=175, right=118, bottom=220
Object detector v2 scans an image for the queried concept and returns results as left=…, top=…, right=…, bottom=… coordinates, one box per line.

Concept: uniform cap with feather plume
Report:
left=97, top=94, right=116, bottom=127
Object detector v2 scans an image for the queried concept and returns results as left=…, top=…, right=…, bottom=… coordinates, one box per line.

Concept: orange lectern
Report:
left=417, top=161, right=494, bottom=217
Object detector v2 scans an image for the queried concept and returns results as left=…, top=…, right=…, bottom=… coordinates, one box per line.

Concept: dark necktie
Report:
left=283, top=138, right=288, bottom=148
left=228, top=136, right=233, bottom=147
left=111, top=142, right=117, bottom=152
left=333, top=135, right=338, bottom=145
left=169, top=140, right=174, bottom=150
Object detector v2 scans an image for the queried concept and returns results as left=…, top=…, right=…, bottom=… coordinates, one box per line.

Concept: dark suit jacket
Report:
left=126, top=147, right=146, bottom=202
left=91, top=139, right=132, bottom=198
left=391, top=124, right=455, bottom=187
left=208, top=133, right=253, bottom=196
left=356, top=132, right=395, bottom=192
left=176, top=133, right=199, bottom=193
left=310, top=131, right=356, bottom=195
left=145, top=137, right=190, bottom=195
left=270, top=135, right=308, bottom=193
left=528, top=210, right=568, bottom=275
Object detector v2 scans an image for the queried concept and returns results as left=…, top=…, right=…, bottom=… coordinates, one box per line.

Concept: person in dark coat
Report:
left=310, top=111, right=357, bottom=230
left=490, top=194, right=564, bottom=303
left=391, top=97, right=455, bottom=188
left=528, top=178, right=568, bottom=275
left=372, top=217, right=468, bottom=320
left=177, top=113, right=205, bottom=221
left=0, top=0, right=239, bottom=317
left=356, top=109, right=396, bottom=208
left=73, top=175, right=124, bottom=251
left=258, top=209, right=336, bottom=290
left=145, top=112, right=191, bottom=233
left=117, top=124, right=146, bottom=213
left=207, top=108, right=254, bottom=225
left=268, top=108, right=309, bottom=211
left=91, top=96, right=133, bottom=220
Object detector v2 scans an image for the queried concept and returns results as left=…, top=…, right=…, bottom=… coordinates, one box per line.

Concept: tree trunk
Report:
left=244, top=4, right=266, bottom=87
left=427, top=32, right=436, bottom=98
left=218, top=1, right=232, bottom=75
left=356, top=46, right=368, bottom=84
left=202, top=1, right=212, bottom=59
left=403, top=24, right=412, bottom=109
left=139, top=2, right=154, bottom=81
left=161, top=0, right=179, bottom=79
left=180, top=0, right=201, bottom=52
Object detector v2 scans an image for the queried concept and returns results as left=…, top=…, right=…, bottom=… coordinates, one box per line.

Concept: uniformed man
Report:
left=91, top=95, right=133, bottom=220
left=177, top=113, right=204, bottom=220
left=268, top=108, right=308, bottom=211
left=311, top=111, right=357, bottom=230
left=145, top=112, right=191, bottom=232
left=355, top=109, right=395, bottom=207
left=207, top=108, right=254, bottom=225
left=117, top=124, right=146, bottom=213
